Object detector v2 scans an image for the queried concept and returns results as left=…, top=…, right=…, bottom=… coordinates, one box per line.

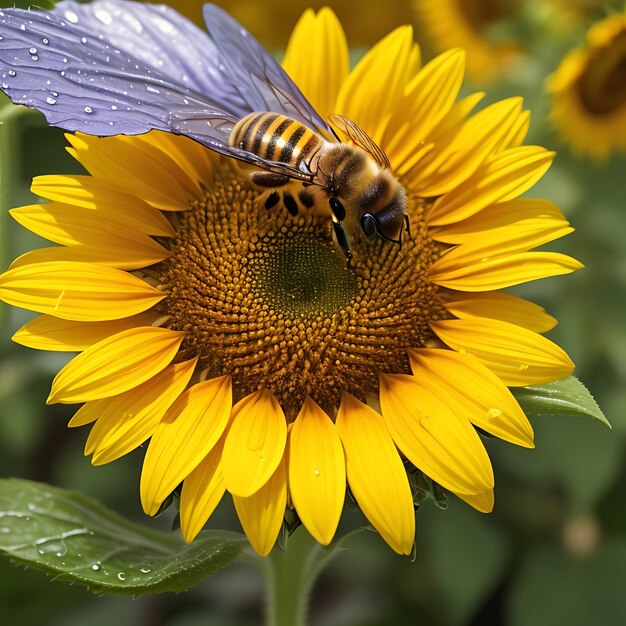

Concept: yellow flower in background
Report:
left=548, top=11, right=626, bottom=160
left=164, top=0, right=414, bottom=47
left=0, top=8, right=582, bottom=557
left=413, top=0, right=523, bottom=83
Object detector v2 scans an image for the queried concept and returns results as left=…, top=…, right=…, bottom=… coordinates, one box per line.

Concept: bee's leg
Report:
left=298, top=189, right=315, bottom=209
left=332, top=220, right=353, bottom=268
left=283, top=193, right=299, bottom=216
left=264, top=191, right=280, bottom=210
left=251, top=171, right=291, bottom=188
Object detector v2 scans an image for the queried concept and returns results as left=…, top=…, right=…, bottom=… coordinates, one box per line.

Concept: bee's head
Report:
left=359, top=183, right=407, bottom=245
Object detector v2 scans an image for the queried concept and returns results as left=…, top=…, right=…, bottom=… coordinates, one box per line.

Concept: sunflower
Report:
left=548, top=11, right=626, bottom=160
left=0, top=6, right=581, bottom=557
left=413, top=0, right=523, bottom=83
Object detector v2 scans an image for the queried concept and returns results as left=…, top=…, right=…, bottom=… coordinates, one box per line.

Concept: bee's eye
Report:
left=360, top=214, right=378, bottom=238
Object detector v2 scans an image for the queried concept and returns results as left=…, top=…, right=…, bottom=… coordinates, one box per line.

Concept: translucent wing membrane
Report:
left=0, top=1, right=320, bottom=181
left=328, top=114, right=390, bottom=169
left=52, top=1, right=248, bottom=116
left=0, top=6, right=239, bottom=137
left=202, top=4, right=336, bottom=138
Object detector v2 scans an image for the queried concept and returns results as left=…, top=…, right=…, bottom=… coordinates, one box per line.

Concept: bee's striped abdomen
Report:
left=230, top=112, right=322, bottom=168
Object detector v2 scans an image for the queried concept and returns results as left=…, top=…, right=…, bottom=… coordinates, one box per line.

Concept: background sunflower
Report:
left=0, top=1, right=625, bottom=625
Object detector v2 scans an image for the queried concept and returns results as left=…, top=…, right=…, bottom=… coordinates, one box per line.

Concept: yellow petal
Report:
left=428, top=146, right=555, bottom=226
left=430, top=318, right=575, bottom=385
left=413, top=98, right=526, bottom=197
left=233, top=460, right=287, bottom=557
left=68, top=398, right=108, bottom=428
left=180, top=436, right=227, bottom=542
left=48, top=327, right=184, bottom=404
left=10, top=202, right=170, bottom=259
left=12, top=312, right=161, bottom=351
left=336, top=25, right=417, bottom=143
left=383, top=48, right=465, bottom=172
left=288, top=397, right=345, bottom=546
left=444, top=292, right=557, bottom=333
left=0, top=261, right=164, bottom=321
left=379, top=374, right=494, bottom=495
left=430, top=198, right=569, bottom=245
left=86, top=358, right=198, bottom=464
left=31, top=175, right=174, bottom=236
left=140, top=375, right=232, bottom=516
left=457, top=488, right=494, bottom=513
left=430, top=251, right=583, bottom=291
left=222, top=390, right=287, bottom=498
left=430, top=220, right=573, bottom=269
left=139, top=132, right=214, bottom=195
left=66, top=133, right=197, bottom=211
left=409, top=349, right=534, bottom=447
left=9, top=244, right=170, bottom=272
left=282, top=8, right=348, bottom=120
left=335, top=393, right=415, bottom=555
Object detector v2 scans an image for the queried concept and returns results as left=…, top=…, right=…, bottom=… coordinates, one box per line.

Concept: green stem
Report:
left=263, top=530, right=323, bottom=626
left=0, top=102, right=26, bottom=329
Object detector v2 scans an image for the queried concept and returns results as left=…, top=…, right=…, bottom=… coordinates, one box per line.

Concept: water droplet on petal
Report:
left=28, top=47, right=37, bottom=55
left=91, top=563, right=100, bottom=571
left=1, top=83, right=7, bottom=90
left=486, top=408, right=502, bottom=419
left=31, top=55, right=38, bottom=61
left=139, top=567, right=151, bottom=574
left=117, top=572, right=126, bottom=581
left=81, top=37, right=88, bottom=44
left=110, top=104, right=118, bottom=110
left=47, top=96, right=56, bottom=105
left=8, top=70, right=16, bottom=77
left=84, top=106, right=93, bottom=113
left=65, top=10, right=79, bottom=23
left=42, top=38, right=49, bottom=45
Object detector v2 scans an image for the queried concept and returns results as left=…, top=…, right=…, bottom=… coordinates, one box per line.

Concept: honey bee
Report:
left=0, top=1, right=408, bottom=260
left=230, top=111, right=407, bottom=261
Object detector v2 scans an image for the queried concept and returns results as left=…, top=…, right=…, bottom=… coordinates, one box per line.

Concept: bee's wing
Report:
left=328, top=114, right=391, bottom=169
left=203, top=4, right=337, bottom=140
left=0, top=1, right=313, bottom=182
left=50, top=1, right=248, bottom=117
left=0, top=5, right=316, bottom=183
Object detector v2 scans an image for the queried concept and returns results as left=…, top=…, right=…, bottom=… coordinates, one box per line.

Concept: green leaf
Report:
left=512, top=376, right=609, bottom=428
left=0, top=479, right=247, bottom=594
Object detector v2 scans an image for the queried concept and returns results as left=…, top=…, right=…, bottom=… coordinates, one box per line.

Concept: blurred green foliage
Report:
left=1, top=1, right=626, bottom=624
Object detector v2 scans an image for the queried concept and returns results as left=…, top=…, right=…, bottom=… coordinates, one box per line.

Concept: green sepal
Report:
left=512, top=376, right=609, bottom=428
left=0, top=479, right=247, bottom=595
left=409, top=470, right=448, bottom=510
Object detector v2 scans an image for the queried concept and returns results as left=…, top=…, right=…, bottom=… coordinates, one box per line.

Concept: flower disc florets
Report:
left=158, top=165, right=444, bottom=418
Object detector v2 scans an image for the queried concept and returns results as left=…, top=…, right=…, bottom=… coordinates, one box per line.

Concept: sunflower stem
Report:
left=263, top=530, right=323, bottom=626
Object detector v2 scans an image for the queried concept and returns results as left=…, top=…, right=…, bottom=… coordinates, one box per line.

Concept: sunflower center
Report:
left=155, top=163, right=445, bottom=419
left=578, top=29, right=626, bottom=115
left=249, top=234, right=356, bottom=318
